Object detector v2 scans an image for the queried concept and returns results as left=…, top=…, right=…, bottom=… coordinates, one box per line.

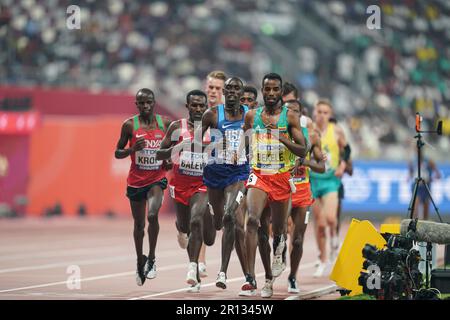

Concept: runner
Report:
left=310, top=99, right=348, bottom=278
left=241, top=85, right=259, bottom=109
left=114, top=88, right=171, bottom=286
left=205, top=70, right=227, bottom=109
left=199, top=70, right=227, bottom=276
left=156, top=90, right=216, bottom=293
left=256, top=82, right=304, bottom=287
left=285, top=100, right=325, bottom=293
left=281, top=82, right=299, bottom=102
left=240, top=73, right=306, bottom=298
left=329, top=117, right=353, bottom=238
left=199, top=77, right=250, bottom=290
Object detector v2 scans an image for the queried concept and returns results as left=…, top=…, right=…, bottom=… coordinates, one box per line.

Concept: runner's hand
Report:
left=132, top=137, right=146, bottom=152
left=334, top=162, right=346, bottom=178
left=162, top=159, right=173, bottom=171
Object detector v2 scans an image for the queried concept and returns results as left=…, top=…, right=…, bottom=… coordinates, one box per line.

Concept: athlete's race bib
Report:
left=178, top=151, right=208, bottom=176
left=293, top=166, right=308, bottom=184
left=255, top=141, right=285, bottom=170
left=217, top=129, right=247, bottom=165
left=135, top=140, right=162, bottom=170
left=292, top=176, right=306, bottom=184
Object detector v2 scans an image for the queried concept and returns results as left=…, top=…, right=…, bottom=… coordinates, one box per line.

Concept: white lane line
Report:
left=0, top=256, right=133, bottom=274
left=0, top=259, right=220, bottom=294
left=284, top=284, right=338, bottom=300
left=0, top=237, right=130, bottom=254
left=0, top=249, right=182, bottom=274
left=0, top=245, right=131, bottom=262
left=129, top=262, right=317, bottom=300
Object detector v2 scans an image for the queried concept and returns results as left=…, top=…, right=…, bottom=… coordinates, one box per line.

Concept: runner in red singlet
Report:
left=115, top=88, right=171, bottom=286
left=156, top=90, right=216, bottom=293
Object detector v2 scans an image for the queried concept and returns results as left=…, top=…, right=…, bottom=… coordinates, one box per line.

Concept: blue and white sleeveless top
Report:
left=209, top=104, right=249, bottom=166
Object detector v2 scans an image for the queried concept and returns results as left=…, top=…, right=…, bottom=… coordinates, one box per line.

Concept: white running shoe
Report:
left=314, top=258, right=321, bottom=267
left=215, top=271, right=227, bottom=289
left=272, top=236, right=286, bottom=277
left=187, top=282, right=201, bottom=293
left=261, top=279, right=274, bottom=298
left=313, top=261, right=327, bottom=278
left=144, top=258, right=157, bottom=279
left=198, top=262, right=208, bottom=278
left=177, top=232, right=189, bottom=249
left=287, top=277, right=300, bottom=294
left=272, top=254, right=286, bottom=277
left=186, top=262, right=198, bottom=286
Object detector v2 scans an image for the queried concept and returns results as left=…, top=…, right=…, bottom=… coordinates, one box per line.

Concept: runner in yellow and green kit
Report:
left=310, top=99, right=348, bottom=278
left=240, top=73, right=306, bottom=298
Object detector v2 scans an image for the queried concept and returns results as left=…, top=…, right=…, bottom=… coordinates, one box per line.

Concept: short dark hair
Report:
left=186, top=89, right=207, bottom=104
left=243, top=85, right=257, bottom=99
left=262, top=73, right=282, bottom=87
left=225, top=77, right=244, bottom=87
left=136, top=88, right=154, bottom=99
left=282, top=82, right=298, bottom=99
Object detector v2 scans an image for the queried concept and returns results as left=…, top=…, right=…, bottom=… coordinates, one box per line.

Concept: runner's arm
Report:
left=334, top=124, right=348, bottom=177
left=279, top=110, right=306, bottom=158
left=156, top=121, right=181, bottom=160
left=161, top=116, right=173, bottom=133
left=304, top=131, right=325, bottom=173
left=195, top=108, right=215, bottom=143
left=115, top=120, right=141, bottom=159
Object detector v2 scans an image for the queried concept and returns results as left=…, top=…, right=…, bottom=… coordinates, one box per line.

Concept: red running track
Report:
left=0, top=215, right=349, bottom=300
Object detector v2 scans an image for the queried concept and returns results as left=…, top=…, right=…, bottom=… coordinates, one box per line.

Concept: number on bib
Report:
left=247, top=173, right=258, bottom=186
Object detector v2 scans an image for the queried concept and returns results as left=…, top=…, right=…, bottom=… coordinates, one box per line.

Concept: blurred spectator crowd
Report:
left=0, top=0, right=449, bottom=160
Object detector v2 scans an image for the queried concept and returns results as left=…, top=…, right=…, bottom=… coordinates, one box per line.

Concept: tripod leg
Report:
left=407, top=179, right=420, bottom=219
left=421, top=181, right=444, bottom=223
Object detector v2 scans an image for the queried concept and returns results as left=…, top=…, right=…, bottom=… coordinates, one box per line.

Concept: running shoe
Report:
left=136, top=255, right=147, bottom=286
left=287, top=277, right=300, bottom=294
left=215, top=271, right=227, bottom=289
left=272, top=235, right=286, bottom=277
left=187, top=282, right=201, bottom=293
left=144, top=258, right=157, bottom=279
left=186, top=262, right=198, bottom=286
left=261, top=279, right=274, bottom=298
left=239, top=274, right=257, bottom=296
left=313, top=261, right=327, bottom=278
left=198, top=262, right=208, bottom=278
